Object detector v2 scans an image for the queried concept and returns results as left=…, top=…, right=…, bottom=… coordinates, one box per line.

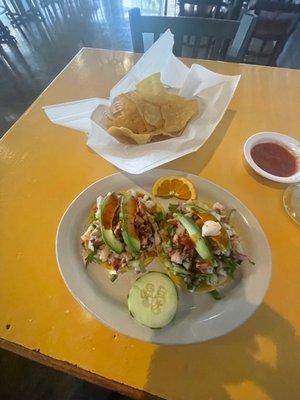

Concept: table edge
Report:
left=0, top=338, right=162, bottom=400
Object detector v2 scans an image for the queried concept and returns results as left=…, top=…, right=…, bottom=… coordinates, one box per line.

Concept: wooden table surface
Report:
left=0, top=49, right=299, bottom=400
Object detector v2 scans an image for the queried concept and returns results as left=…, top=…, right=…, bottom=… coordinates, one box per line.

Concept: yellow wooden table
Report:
left=1, top=49, right=299, bottom=400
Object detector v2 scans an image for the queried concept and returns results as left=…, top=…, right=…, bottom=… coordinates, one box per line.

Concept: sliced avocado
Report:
left=185, top=204, right=230, bottom=253
left=121, top=194, right=141, bottom=255
left=100, top=193, right=124, bottom=254
left=183, top=202, right=210, bottom=213
left=175, top=212, right=214, bottom=264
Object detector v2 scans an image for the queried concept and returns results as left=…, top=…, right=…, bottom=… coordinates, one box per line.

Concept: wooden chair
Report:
left=248, top=0, right=300, bottom=14
left=178, top=0, right=225, bottom=18
left=0, top=18, right=17, bottom=46
left=129, top=7, right=257, bottom=62
left=247, top=10, right=299, bottom=65
left=3, top=0, right=45, bottom=27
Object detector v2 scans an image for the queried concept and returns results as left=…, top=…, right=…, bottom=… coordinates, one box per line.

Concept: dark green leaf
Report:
left=168, top=203, right=179, bottom=213
left=187, top=282, right=196, bottom=291
left=85, top=252, right=96, bottom=266
left=221, top=255, right=238, bottom=279
left=110, top=274, right=118, bottom=282
left=154, top=211, right=165, bottom=222
left=167, top=225, right=174, bottom=235
left=210, top=290, right=221, bottom=300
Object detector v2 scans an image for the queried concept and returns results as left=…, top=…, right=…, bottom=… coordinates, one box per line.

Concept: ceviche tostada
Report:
left=78, top=176, right=256, bottom=329
left=81, top=190, right=163, bottom=281
left=158, top=201, right=254, bottom=296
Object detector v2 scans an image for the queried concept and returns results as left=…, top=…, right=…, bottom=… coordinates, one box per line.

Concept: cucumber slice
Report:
left=127, top=272, right=178, bottom=329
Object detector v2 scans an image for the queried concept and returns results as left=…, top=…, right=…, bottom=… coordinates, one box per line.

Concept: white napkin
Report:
left=44, top=30, right=240, bottom=174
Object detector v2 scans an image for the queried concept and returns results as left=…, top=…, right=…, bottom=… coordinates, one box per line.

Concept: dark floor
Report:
left=0, top=348, right=132, bottom=400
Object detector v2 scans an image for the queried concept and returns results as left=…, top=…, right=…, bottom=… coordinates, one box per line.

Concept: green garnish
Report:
left=167, top=225, right=174, bottom=235
left=85, top=251, right=96, bottom=266
left=168, top=203, right=179, bottom=213
left=154, top=211, right=165, bottom=222
left=110, top=274, right=118, bottom=282
left=210, top=290, right=221, bottom=300
left=221, top=256, right=239, bottom=279
left=186, top=282, right=196, bottom=291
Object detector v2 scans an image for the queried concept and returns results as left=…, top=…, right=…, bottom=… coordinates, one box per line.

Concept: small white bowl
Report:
left=244, top=132, right=300, bottom=184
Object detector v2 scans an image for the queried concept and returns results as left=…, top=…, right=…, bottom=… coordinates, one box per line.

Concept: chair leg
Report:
left=269, top=39, right=286, bottom=66
left=206, top=37, right=214, bottom=59
left=259, top=40, right=267, bottom=54
left=0, top=45, right=23, bottom=78
left=164, top=0, right=168, bottom=16
left=178, top=1, right=184, bottom=16
left=192, top=36, right=201, bottom=58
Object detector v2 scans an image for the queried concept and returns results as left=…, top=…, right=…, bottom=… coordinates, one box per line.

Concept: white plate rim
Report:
left=56, top=169, right=272, bottom=344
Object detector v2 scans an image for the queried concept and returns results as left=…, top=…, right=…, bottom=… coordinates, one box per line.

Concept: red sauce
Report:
left=251, top=142, right=297, bottom=177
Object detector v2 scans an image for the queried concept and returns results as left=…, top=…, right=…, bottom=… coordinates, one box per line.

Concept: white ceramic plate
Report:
left=56, top=169, right=272, bottom=344
left=244, top=132, right=300, bottom=183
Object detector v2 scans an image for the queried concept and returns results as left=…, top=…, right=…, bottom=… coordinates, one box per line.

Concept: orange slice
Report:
left=152, top=176, right=197, bottom=200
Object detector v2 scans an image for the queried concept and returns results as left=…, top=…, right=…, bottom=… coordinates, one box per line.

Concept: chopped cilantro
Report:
left=167, top=225, right=173, bottom=235
left=210, top=290, right=221, bottom=300
left=110, top=274, right=118, bottom=282
left=168, top=203, right=179, bottom=213
left=186, top=282, right=196, bottom=292
left=154, top=211, right=165, bottom=222
left=85, top=252, right=96, bottom=266
left=221, top=255, right=238, bottom=279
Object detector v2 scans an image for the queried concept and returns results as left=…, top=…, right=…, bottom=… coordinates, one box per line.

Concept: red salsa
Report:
left=251, top=142, right=297, bottom=177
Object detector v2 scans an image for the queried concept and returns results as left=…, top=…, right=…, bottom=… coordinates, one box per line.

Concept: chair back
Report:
left=129, top=7, right=257, bottom=62
left=250, top=0, right=300, bottom=14
left=178, top=0, right=223, bottom=17
left=254, top=10, right=299, bottom=40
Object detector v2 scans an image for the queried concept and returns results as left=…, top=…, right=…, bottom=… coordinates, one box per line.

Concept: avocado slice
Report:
left=121, top=194, right=141, bottom=255
left=175, top=212, right=214, bottom=264
left=184, top=204, right=230, bottom=253
left=100, top=193, right=124, bottom=254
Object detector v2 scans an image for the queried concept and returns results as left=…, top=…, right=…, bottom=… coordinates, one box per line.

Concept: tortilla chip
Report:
left=126, top=92, right=164, bottom=130
left=108, top=126, right=151, bottom=145
left=136, top=73, right=169, bottom=105
left=91, top=105, right=114, bottom=129
left=93, top=74, right=200, bottom=145
left=161, top=96, right=199, bottom=133
left=110, top=94, right=147, bottom=133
